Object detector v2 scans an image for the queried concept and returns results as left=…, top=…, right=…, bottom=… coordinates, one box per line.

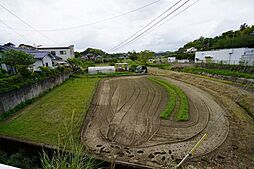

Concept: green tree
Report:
left=128, top=50, right=138, bottom=61
left=138, top=50, right=154, bottom=64
left=1, top=50, right=35, bottom=76
left=74, top=51, right=82, bottom=58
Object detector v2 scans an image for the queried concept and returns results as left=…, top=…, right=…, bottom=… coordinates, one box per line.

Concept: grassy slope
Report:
left=0, top=77, right=99, bottom=146
left=183, top=67, right=254, bottom=79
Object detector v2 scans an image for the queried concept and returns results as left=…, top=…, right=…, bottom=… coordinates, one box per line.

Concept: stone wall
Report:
left=0, top=73, right=71, bottom=115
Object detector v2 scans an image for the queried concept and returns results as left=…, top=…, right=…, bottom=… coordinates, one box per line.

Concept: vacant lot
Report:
left=0, top=77, right=99, bottom=146
left=82, top=76, right=229, bottom=168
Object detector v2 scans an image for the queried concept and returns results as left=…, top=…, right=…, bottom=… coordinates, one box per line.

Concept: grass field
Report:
left=148, top=77, right=189, bottom=121
left=0, top=77, right=100, bottom=146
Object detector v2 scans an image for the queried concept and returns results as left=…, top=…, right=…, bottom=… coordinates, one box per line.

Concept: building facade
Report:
left=37, top=45, right=74, bottom=61
left=195, top=48, right=254, bottom=66
left=168, top=57, right=176, bottom=63
left=0, top=45, right=54, bottom=72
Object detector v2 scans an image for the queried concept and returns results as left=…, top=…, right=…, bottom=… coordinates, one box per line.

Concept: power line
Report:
left=109, top=0, right=183, bottom=51
left=0, top=0, right=162, bottom=32
left=0, top=18, right=34, bottom=44
left=111, top=0, right=191, bottom=52
left=112, top=0, right=200, bottom=51
left=0, top=3, right=61, bottom=45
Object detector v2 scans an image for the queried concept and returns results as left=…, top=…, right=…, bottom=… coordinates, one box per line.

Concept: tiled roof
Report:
left=0, top=45, right=52, bottom=59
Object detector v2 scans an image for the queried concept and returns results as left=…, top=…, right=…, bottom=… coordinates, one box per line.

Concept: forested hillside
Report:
left=178, top=23, right=254, bottom=52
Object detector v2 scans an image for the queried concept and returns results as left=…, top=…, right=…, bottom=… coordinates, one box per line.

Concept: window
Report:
left=51, top=51, right=56, bottom=56
left=60, top=51, right=67, bottom=55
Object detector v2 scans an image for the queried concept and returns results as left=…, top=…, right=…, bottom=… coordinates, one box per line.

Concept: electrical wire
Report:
left=110, top=0, right=191, bottom=52
left=0, top=0, right=161, bottom=32
left=109, top=0, right=183, bottom=51
left=0, top=3, right=62, bottom=45
left=0, top=18, right=34, bottom=44
left=111, top=0, right=200, bottom=51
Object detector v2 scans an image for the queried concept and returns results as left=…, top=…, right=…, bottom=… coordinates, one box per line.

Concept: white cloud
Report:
left=0, top=0, right=253, bottom=52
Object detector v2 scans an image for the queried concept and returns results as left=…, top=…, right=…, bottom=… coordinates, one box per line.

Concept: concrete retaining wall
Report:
left=0, top=73, right=71, bottom=115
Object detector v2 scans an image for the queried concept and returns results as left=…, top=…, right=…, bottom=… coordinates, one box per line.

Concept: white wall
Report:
left=38, top=46, right=74, bottom=60
left=195, top=48, right=254, bottom=65
left=33, top=60, right=43, bottom=71
left=42, top=55, right=53, bottom=67
left=168, top=57, right=176, bottom=63
left=33, top=55, right=53, bottom=71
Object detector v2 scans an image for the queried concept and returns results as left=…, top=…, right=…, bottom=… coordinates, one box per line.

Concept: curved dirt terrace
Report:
left=81, top=76, right=229, bottom=168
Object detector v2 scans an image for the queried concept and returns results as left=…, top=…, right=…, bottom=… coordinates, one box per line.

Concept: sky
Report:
left=0, top=0, right=254, bottom=53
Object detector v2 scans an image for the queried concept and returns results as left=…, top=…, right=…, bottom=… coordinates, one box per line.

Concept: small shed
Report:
left=168, top=57, right=176, bottom=63
left=88, top=66, right=115, bottom=74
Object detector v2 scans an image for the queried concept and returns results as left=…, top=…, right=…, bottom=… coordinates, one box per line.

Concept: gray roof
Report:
left=0, top=45, right=53, bottom=59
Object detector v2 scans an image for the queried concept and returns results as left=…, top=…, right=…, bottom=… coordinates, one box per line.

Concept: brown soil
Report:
left=149, top=68, right=254, bottom=169
left=81, top=74, right=237, bottom=168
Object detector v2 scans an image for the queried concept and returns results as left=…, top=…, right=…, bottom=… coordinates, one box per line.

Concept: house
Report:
left=28, top=51, right=54, bottom=71
left=195, top=48, right=254, bottom=65
left=186, top=47, right=197, bottom=53
left=18, top=44, right=36, bottom=50
left=37, top=45, right=74, bottom=61
left=0, top=45, right=54, bottom=72
left=168, top=57, right=176, bottom=63
left=81, top=53, right=95, bottom=60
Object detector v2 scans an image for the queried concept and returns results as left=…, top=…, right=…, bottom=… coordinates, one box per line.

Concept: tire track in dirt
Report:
left=82, top=76, right=229, bottom=169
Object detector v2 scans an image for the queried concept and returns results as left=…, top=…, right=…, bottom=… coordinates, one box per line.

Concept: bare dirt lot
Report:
left=81, top=74, right=237, bottom=168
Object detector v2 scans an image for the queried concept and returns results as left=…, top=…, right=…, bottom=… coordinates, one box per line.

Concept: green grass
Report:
left=0, top=77, right=100, bottom=146
left=148, top=77, right=176, bottom=119
left=183, top=67, right=254, bottom=79
left=173, top=84, right=189, bottom=121
left=148, top=77, right=189, bottom=121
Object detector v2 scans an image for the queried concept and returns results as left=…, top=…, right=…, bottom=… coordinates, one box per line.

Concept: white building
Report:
left=0, top=45, right=54, bottom=72
left=29, top=51, right=53, bottom=71
left=195, top=48, right=254, bottom=66
left=88, top=66, right=115, bottom=74
left=38, top=45, right=74, bottom=61
left=168, top=57, right=176, bottom=63
left=186, top=47, right=197, bottom=53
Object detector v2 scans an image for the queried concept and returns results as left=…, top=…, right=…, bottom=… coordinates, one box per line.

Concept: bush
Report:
left=0, top=67, right=71, bottom=94
left=0, top=149, right=36, bottom=168
left=0, top=68, right=8, bottom=78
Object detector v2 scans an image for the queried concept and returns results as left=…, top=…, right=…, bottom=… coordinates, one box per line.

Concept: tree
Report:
left=240, top=23, right=248, bottom=31
left=138, top=50, right=154, bottom=64
left=81, top=48, right=105, bottom=57
left=1, top=50, right=35, bottom=76
left=74, top=51, right=82, bottom=58
left=128, top=51, right=138, bottom=61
